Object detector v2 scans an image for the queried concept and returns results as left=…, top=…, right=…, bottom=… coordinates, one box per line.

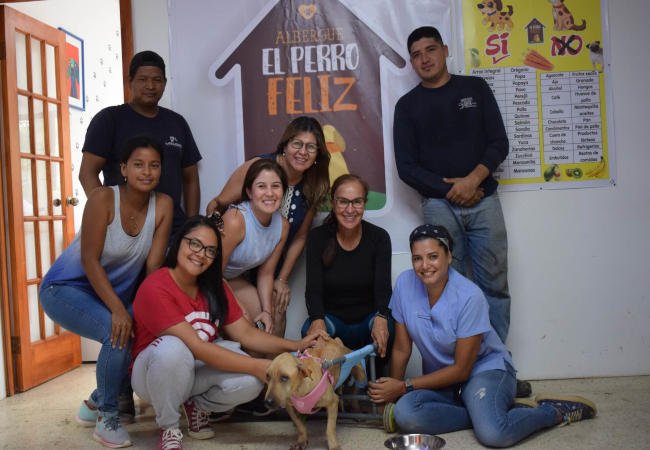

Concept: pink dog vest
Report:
left=290, top=351, right=335, bottom=414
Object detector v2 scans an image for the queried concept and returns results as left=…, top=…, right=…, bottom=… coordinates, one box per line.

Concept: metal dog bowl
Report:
left=384, top=433, right=445, bottom=450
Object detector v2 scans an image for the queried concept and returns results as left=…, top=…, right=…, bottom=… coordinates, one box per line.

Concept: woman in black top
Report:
left=303, top=174, right=392, bottom=360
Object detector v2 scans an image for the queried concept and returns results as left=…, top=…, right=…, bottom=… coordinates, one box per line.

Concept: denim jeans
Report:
left=393, top=363, right=559, bottom=447
left=422, top=194, right=511, bottom=342
left=301, top=313, right=395, bottom=375
left=39, top=284, right=132, bottom=414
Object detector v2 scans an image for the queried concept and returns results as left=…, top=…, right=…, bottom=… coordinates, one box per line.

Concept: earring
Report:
left=124, top=176, right=127, bottom=182
left=313, top=161, right=317, bottom=166
left=282, top=151, right=286, bottom=157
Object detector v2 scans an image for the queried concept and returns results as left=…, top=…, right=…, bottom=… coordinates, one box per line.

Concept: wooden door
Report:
left=0, top=5, right=80, bottom=393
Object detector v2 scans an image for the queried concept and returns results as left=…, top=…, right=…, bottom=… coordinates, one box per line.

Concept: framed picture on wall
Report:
left=59, top=28, right=85, bottom=111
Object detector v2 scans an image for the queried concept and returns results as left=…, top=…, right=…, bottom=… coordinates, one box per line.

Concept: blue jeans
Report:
left=422, top=194, right=511, bottom=342
left=393, top=363, right=558, bottom=447
left=39, top=284, right=132, bottom=414
left=301, top=313, right=395, bottom=375
left=301, top=312, right=394, bottom=351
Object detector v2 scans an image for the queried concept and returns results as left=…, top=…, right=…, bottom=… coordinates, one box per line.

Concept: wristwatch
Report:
left=404, top=378, right=414, bottom=393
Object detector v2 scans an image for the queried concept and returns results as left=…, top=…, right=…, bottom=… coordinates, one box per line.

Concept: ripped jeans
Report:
left=393, top=362, right=558, bottom=447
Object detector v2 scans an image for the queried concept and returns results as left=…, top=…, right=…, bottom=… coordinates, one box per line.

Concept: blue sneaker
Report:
left=536, top=394, right=597, bottom=426
left=93, top=414, right=132, bottom=448
left=76, top=399, right=98, bottom=427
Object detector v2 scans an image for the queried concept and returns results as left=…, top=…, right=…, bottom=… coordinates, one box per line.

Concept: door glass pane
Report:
left=31, top=37, right=43, bottom=95
left=28, top=285, right=41, bottom=342
left=48, top=103, right=60, bottom=157
left=44, top=306, right=56, bottom=338
left=15, top=31, right=28, bottom=90
left=45, top=44, right=57, bottom=99
left=24, top=222, right=37, bottom=280
left=18, top=95, right=31, bottom=153
left=21, top=158, right=35, bottom=216
left=39, top=222, right=52, bottom=276
left=33, top=99, right=45, bottom=155
left=51, top=162, right=62, bottom=216
left=53, top=220, right=64, bottom=257
left=36, top=160, right=48, bottom=216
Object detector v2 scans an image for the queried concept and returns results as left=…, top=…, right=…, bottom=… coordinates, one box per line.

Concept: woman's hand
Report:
left=296, top=329, right=330, bottom=351
left=368, top=377, right=405, bottom=404
left=306, top=319, right=327, bottom=336
left=273, top=278, right=291, bottom=314
left=253, top=310, right=274, bottom=334
left=111, top=306, right=133, bottom=349
left=371, top=315, right=389, bottom=358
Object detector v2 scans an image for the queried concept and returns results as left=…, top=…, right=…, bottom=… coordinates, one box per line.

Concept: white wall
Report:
left=131, top=0, right=650, bottom=380
left=1, top=0, right=647, bottom=401
left=0, top=0, right=124, bottom=399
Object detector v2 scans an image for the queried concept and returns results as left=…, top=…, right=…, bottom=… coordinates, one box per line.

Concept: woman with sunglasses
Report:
left=130, top=215, right=324, bottom=449
left=206, top=116, right=330, bottom=337
left=40, top=135, right=173, bottom=448
left=368, top=224, right=596, bottom=447
left=303, top=174, right=393, bottom=365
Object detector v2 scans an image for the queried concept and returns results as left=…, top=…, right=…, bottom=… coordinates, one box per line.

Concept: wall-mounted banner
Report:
left=208, top=0, right=407, bottom=209
left=460, top=0, right=614, bottom=190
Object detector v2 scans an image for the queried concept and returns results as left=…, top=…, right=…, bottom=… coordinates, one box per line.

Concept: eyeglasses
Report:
left=334, top=197, right=366, bottom=209
left=288, top=139, right=318, bottom=154
left=182, top=237, right=218, bottom=259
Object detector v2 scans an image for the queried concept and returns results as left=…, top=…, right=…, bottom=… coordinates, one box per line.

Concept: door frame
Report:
left=1, top=4, right=80, bottom=394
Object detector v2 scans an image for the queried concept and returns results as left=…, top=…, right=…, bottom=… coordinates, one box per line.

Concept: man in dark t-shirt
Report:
left=79, top=51, right=201, bottom=233
left=393, top=26, right=531, bottom=397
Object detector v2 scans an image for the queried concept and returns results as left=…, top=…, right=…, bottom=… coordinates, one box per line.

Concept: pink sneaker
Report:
left=181, top=400, right=214, bottom=439
left=158, top=427, right=183, bottom=450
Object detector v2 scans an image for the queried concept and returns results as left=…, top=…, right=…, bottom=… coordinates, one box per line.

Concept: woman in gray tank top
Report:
left=220, top=159, right=289, bottom=336
left=40, top=136, right=173, bottom=448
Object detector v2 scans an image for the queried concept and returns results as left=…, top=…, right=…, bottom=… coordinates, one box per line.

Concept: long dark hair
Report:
left=274, top=116, right=330, bottom=209
left=164, top=216, right=227, bottom=323
left=322, top=174, right=369, bottom=267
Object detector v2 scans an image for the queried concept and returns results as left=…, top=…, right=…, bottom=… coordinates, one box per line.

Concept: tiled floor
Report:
left=1, top=364, right=649, bottom=449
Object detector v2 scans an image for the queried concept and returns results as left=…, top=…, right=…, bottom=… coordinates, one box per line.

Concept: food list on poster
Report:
left=470, top=67, right=603, bottom=181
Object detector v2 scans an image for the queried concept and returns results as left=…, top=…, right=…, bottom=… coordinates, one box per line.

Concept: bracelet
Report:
left=375, top=312, right=388, bottom=320
left=262, top=309, right=272, bottom=315
left=276, top=277, right=288, bottom=284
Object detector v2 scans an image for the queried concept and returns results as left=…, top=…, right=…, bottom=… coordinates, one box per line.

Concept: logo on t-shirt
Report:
left=165, top=135, right=183, bottom=149
left=458, top=97, right=478, bottom=110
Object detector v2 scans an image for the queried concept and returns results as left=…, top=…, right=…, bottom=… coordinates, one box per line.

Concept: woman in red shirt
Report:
left=131, top=215, right=323, bottom=449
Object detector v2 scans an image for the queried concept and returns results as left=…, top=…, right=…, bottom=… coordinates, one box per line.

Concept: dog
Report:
left=586, top=41, right=604, bottom=72
left=265, top=336, right=366, bottom=450
left=549, top=0, right=586, bottom=31
left=476, top=0, right=514, bottom=31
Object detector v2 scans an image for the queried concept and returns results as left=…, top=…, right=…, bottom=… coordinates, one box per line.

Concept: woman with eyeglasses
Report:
left=130, top=215, right=324, bottom=449
left=206, top=116, right=330, bottom=337
left=368, top=224, right=596, bottom=447
left=303, top=174, right=393, bottom=365
left=40, top=135, right=173, bottom=448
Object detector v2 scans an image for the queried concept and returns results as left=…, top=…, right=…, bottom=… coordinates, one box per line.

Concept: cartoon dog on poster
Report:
left=548, top=0, right=587, bottom=31
left=476, top=0, right=514, bottom=31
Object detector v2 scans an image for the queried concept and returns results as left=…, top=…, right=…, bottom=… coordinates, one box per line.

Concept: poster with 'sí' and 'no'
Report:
left=461, top=0, right=613, bottom=190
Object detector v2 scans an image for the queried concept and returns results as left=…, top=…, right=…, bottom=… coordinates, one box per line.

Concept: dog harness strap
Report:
left=290, top=369, right=335, bottom=414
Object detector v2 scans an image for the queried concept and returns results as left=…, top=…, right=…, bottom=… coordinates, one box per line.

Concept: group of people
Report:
left=39, top=26, right=596, bottom=450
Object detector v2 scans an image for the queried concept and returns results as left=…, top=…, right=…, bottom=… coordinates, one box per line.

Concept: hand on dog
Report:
left=296, top=329, right=331, bottom=352
left=368, top=377, right=405, bottom=404
left=371, top=316, right=389, bottom=358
